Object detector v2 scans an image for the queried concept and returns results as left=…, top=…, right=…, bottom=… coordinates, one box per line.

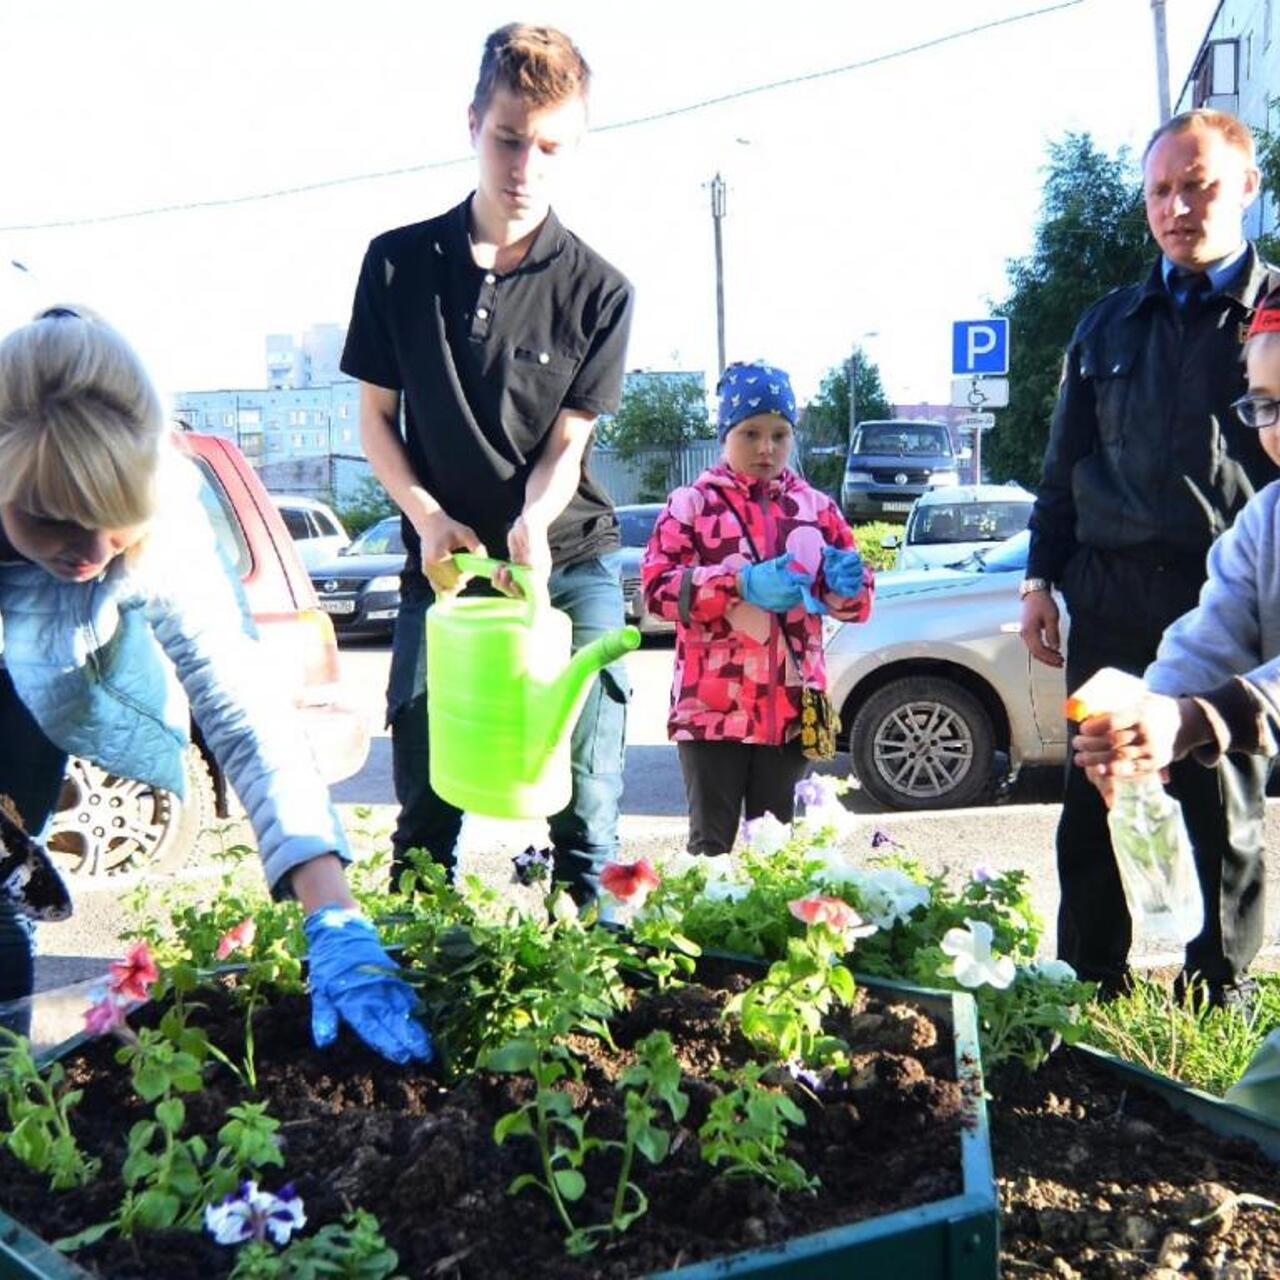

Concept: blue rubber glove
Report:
left=738, top=555, right=813, bottom=613
left=303, top=905, right=434, bottom=1065
left=821, top=545, right=865, bottom=597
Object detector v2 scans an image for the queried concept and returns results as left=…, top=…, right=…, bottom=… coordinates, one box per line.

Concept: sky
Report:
left=0, top=0, right=1223, bottom=410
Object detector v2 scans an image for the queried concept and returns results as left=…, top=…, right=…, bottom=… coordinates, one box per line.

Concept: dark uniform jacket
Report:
left=1028, top=247, right=1280, bottom=631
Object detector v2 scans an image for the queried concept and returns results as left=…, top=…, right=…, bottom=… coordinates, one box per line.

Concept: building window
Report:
left=341, top=429, right=353, bottom=443
left=291, top=433, right=302, bottom=447
left=223, top=412, right=235, bottom=426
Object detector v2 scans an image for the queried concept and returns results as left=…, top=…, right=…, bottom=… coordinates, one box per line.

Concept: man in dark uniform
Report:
left=341, top=24, right=633, bottom=903
left=1020, top=108, right=1280, bottom=1005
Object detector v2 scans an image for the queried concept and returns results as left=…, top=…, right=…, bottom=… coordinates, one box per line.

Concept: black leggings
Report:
left=0, top=669, right=68, bottom=1007
left=677, top=739, right=810, bottom=855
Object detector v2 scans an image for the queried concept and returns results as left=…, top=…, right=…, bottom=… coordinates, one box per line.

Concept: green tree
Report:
left=798, top=349, right=892, bottom=496
left=1256, top=99, right=1280, bottom=263
left=334, top=474, right=397, bottom=537
left=597, top=373, right=713, bottom=502
left=984, top=133, right=1152, bottom=487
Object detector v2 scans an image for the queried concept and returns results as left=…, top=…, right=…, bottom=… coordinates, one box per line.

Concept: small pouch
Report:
left=797, top=686, right=839, bottom=762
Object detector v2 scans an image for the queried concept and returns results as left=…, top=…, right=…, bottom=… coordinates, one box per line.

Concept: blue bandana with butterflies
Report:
left=716, top=360, right=797, bottom=441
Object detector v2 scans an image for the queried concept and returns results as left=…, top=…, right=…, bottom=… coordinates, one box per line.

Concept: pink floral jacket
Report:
left=641, top=463, right=873, bottom=745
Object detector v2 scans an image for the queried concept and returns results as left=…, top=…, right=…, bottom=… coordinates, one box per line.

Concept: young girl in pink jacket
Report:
left=641, top=360, right=873, bottom=853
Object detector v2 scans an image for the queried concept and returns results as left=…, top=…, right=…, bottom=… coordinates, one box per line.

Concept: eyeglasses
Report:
left=1232, top=394, right=1280, bottom=429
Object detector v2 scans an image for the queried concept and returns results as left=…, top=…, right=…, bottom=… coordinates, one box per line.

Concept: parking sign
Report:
left=952, top=319, right=1010, bottom=376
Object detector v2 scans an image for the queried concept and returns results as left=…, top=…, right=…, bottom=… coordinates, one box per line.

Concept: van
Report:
left=840, top=419, right=959, bottom=523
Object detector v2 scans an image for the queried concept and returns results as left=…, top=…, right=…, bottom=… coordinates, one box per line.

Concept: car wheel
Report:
left=849, top=676, right=995, bottom=810
left=46, top=746, right=216, bottom=882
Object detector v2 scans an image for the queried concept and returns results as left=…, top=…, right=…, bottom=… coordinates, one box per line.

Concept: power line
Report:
left=1, top=1, right=1082, bottom=234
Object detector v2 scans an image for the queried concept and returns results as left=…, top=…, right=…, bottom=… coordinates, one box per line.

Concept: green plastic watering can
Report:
left=426, top=553, right=641, bottom=818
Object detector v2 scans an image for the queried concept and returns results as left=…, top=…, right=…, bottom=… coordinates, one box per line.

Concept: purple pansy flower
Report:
left=512, top=845, right=554, bottom=887
left=205, top=1180, right=306, bottom=1247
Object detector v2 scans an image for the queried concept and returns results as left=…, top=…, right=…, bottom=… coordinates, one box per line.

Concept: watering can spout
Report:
left=539, top=625, right=642, bottom=762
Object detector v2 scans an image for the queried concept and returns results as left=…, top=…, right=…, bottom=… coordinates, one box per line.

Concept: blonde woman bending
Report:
left=0, top=307, right=430, bottom=1065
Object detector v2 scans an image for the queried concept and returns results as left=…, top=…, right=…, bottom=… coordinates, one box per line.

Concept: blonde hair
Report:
left=0, top=306, right=165, bottom=530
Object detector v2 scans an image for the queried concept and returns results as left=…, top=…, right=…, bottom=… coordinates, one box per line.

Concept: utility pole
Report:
left=847, top=350, right=860, bottom=448
left=710, top=173, right=727, bottom=377
left=1151, top=0, right=1172, bottom=124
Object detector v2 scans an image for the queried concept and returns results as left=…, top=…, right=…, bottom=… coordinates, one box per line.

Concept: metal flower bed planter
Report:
left=1074, top=1042, right=1280, bottom=1163
left=0, top=973, right=998, bottom=1280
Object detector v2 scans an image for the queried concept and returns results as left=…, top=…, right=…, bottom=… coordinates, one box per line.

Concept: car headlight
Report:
left=845, top=470, right=875, bottom=484
left=367, top=575, right=400, bottom=593
left=928, top=470, right=959, bottom=486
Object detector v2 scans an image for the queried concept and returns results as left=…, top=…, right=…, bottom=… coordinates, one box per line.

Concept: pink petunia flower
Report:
left=107, top=941, right=159, bottom=1001
left=83, top=994, right=128, bottom=1037
left=788, top=894, right=876, bottom=939
left=599, top=858, right=661, bottom=903
left=216, top=918, right=257, bottom=961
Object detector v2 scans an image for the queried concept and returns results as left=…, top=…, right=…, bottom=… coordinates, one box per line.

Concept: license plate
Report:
left=319, top=599, right=355, bottom=615
left=881, top=501, right=913, bottom=513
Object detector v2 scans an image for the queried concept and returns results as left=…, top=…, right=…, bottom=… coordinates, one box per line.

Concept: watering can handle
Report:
left=451, top=553, right=547, bottom=607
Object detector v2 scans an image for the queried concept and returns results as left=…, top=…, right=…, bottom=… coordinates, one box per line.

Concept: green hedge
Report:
left=852, top=522, right=901, bottom=572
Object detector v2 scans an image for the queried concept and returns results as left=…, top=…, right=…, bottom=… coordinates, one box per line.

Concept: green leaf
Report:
left=155, top=1097, right=185, bottom=1132
left=508, top=1172, right=543, bottom=1196
left=53, top=1219, right=117, bottom=1251
left=485, top=1039, right=538, bottom=1073
left=493, top=1110, right=534, bottom=1143
left=635, top=1126, right=670, bottom=1164
left=134, top=1188, right=181, bottom=1230
left=553, top=1168, right=586, bottom=1202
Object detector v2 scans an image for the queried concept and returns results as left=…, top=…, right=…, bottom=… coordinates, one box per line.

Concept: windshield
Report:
left=349, top=519, right=405, bottom=556
left=852, top=424, right=952, bottom=458
left=971, top=528, right=1031, bottom=573
left=617, top=506, right=662, bottom=548
left=908, top=500, right=1032, bottom=545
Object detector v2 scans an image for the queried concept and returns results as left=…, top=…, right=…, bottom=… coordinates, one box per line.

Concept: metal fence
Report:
left=590, top=441, right=720, bottom=506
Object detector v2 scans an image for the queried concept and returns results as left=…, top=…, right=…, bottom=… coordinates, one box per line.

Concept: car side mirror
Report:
left=880, top=533, right=900, bottom=549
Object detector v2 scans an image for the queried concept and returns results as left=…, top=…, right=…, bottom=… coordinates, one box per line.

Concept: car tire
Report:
left=46, top=746, right=217, bottom=883
left=849, top=676, right=995, bottom=811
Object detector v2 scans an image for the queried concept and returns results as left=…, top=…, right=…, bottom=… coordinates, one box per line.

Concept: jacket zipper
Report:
left=757, top=488, right=782, bottom=745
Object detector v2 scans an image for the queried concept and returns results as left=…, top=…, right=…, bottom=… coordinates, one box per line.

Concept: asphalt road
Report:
left=27, top=633, right=1280, bottom=998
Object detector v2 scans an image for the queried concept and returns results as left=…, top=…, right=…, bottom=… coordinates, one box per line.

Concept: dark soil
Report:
left=992, top=1048, right=1280, bottom=1279
left=0, top=973, right=967, bottom=1279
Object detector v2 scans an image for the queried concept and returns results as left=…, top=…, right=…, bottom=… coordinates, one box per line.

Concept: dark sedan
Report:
left=309, top=516, right=405, bottom=639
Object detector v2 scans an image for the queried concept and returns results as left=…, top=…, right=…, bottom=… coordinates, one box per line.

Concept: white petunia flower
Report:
left=1026, top=958, right=1078, bottom=984
left=940, top=919, right=1016, bottom=990
left=846, top=867, right=931, bottom=929
left=739, top=812, right=790, bottom=856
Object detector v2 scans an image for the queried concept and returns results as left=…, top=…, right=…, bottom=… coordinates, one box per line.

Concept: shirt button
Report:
left=476, top=307, right=489, bottom=320
left=538, top=351, right=550, bottom=365
left=484, top=273, right=496, bottom=285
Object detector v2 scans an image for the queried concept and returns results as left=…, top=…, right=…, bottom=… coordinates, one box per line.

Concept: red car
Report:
left=46, top=432, right=371, bottom=881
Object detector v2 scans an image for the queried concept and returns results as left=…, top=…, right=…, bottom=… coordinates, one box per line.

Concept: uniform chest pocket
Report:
left=503, top=346, right=579, bottom=450
left=1079, top=339, right=1139, bottom=446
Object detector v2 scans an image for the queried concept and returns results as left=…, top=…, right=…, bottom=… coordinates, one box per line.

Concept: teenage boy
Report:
left=341, top=24, right=634, bottom=903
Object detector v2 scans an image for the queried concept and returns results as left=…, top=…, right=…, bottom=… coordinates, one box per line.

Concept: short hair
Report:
left=1142, top=108, right=1256, bottom=166
left=0, top=306, right=165, bottom=530
left=471, top=24, right=590, bottom=120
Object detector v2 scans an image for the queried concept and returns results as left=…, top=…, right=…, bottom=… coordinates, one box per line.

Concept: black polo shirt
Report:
left=340, top=195, right=632, bottom=570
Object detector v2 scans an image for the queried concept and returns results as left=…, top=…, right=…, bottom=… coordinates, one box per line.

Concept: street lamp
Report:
left=847, top=331, right=880, bottom=446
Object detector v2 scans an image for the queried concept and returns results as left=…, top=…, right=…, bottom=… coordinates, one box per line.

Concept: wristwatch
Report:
left=1018, top=577, right=1051, bottom=599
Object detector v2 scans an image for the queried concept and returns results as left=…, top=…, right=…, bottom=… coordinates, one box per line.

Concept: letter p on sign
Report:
left=952, top=319, right=1010, bottom=376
